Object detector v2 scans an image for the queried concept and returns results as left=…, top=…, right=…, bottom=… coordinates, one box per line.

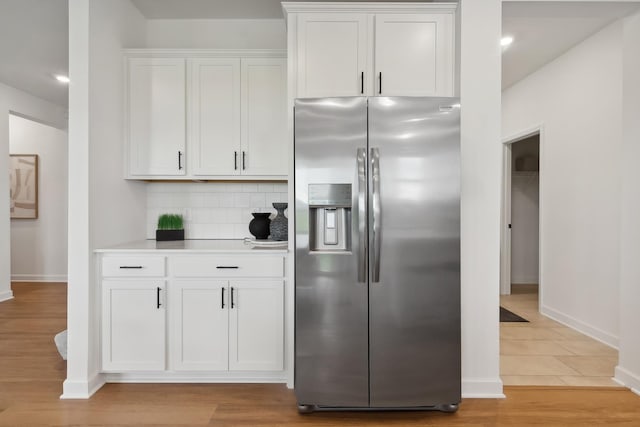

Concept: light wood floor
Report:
left=501, top=284, right=619, bottom=386
left=1, top=282, right=639, bottom=426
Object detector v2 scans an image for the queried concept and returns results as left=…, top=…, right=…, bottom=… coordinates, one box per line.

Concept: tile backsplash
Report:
left=147, top=182, right=288, bottom=239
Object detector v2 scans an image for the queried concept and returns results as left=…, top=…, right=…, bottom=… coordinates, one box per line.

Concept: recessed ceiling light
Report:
left=55, top=75, right=70, bottom=83
left=501, top=36, right=514, bottom=47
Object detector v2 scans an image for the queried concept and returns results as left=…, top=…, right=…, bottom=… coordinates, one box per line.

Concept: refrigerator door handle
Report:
left=357, top=148, right=368, bottom=283
left=371, top=148, right=381, bottom=283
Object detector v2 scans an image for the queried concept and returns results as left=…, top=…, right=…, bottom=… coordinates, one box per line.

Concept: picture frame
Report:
left=9, top=154, right=39, bottom=219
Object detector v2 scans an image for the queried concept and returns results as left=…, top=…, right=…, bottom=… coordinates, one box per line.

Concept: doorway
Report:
left=501, top=129, right=541, bottom=298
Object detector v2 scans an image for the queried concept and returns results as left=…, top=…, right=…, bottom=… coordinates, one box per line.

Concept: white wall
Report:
left=616, top=9, right=640, bottom=394
left=9, top=114, right=68, bottom=282
left=459, top=0, right=504, bottom=397
left=0, top=82, right=67, bottom=302
left=145, top=19, right=286, bottom=49
left=502, top=21, right=623, bottom=347
left=64, top=0, right=147, bottom=399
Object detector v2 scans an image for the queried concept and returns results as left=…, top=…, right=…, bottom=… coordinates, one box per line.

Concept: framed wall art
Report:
left=9, top=154, right=39, bottom=219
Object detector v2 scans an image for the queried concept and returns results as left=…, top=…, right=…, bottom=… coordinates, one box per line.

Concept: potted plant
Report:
left=156, top=213, right=185, bottom=241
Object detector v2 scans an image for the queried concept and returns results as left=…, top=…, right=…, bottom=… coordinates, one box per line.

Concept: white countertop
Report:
left=95, top=239, right=288, bottom=254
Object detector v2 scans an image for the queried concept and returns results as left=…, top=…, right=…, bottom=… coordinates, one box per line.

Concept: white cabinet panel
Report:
left=374, top=14, right=454, bottom=96
left=170, top=281, right=229, bottom=371
left=102, top=280, right=166, bottom=371
left=241, top=58, right=287, bottom=176
left=171, top=255, right=284, bottom=278
left=128, top=58, right=186, bottom=176
left=189, top=59, right=241, bottom=176
left=297, top=13, right=368, bottom=97
left=102, top=256, right=165, bottom=277
left=229, top=280, right=284, bottom=371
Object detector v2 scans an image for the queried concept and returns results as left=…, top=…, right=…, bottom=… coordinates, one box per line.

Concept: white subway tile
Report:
left=234, top=223, right=250, bottom=239
left=250, top=193, right=266, bottom=208
left=242, top=183, right=258, bottom=192
left=217, top=224, right=235, bottom=239
left=220, top=194, right=234, bottom=207
left=234, top=193, right=251, bottom=208
left=226, top=208, right=244, bottom=223
left=258, top=183, right=274, bottom=192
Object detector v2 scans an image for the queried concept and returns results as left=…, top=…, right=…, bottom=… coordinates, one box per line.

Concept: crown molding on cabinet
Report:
left=281, top=2, right=458, bottom=15
left=123, top=49, right=286, bottom=58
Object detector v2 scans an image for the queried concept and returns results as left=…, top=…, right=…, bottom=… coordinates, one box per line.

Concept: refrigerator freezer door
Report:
left=368, top=97, right=461, bottom=407
left=294, top=97, right=369, bottom=407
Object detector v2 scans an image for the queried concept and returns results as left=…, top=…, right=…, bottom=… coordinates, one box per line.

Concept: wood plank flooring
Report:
left=1, top=282, right=639, bottom=426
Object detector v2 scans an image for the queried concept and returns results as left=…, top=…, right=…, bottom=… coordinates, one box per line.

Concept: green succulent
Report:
left=157, top=214, right=184, bottom=230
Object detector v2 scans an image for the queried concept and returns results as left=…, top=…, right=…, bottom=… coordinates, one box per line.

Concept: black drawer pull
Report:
left=156, top=287, right=161, bottom=309
left=221, top=287, right=226, bottom=309
left=119, top=266, right=143, bottom=269
left=216, top=266, right=239, bottom=269
left=231, top=287, right=235, bottom=309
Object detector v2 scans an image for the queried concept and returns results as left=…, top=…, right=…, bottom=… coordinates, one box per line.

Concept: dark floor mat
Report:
left=500, top=306, right=529, bottom=322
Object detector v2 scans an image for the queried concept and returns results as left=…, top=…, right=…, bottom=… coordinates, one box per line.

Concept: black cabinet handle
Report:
left=231, top=287, right=235, bottom=309
left=119, top=266, right=142, bottom=269
left=178, top=151, right=183, bottom=170
left=221, top=287, right=226, bottom=309
left=242, top=151, right=246, bottom=170
left=234, top=151, right=238, bottom=170
left=379, top=72, right=382, bottom=94
left=216, top=266, right=239, bottom=269
left=360, top=71, right=364, bottom=94
left=156, top=287, right=161, bottom=309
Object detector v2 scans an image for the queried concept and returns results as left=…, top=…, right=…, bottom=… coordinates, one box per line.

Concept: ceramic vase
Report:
left=270, top=203, right=288, bottom=241
left=249, top=212, right=271, bottom=240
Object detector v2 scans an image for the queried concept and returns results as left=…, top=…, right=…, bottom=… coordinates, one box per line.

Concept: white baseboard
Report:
left=540, top=304, right=619, bottom=349
left=511, top=278, right=538, bottom=285
left=614, top=366, right=640, bottom=396
left=0, top=290, right=14, bottom=302
left=11, top=274, right=67, bottom=282
left=462, top=378, right=505, bottom=398
left=103, top=372, right=287, bottom=383
left=60, top=374, right=105, bottom=399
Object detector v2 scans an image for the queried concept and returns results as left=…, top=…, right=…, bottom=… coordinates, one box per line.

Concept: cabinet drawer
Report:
left=171, top=256, right=284, bottom=278
left=102, top=256, right=166, bottom=277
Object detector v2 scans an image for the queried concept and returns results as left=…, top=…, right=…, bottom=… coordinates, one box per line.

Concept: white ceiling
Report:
left=130, top=0, right=440, bottom=19
left=502, top=2, right=640, bottom=89
left=0, top=0, right=68, bottom=107
left=0, top=1, right=639, bottom=107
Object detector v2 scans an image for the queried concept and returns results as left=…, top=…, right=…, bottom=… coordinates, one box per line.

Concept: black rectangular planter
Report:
left=156, top=229, right=184, bottom=241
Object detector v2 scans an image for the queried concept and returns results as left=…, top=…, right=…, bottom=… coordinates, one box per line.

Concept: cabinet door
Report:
left=229, top=280, right=284, bottom=371
left=374, top=13, right=454, bottom=96
left=102, top=280, right=166, bottom=371
left=240, top=58, right=287, bottom=176
left=188, top=58, right=241, bottom=176
left=128, top=58, right=186, bottom=176
left=170, top=281, right=229, bottom=371
left=297, top=13, right=368, bottom=97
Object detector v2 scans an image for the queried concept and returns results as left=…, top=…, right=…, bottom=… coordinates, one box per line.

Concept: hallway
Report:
left=501, top=284, right=618, bottom=386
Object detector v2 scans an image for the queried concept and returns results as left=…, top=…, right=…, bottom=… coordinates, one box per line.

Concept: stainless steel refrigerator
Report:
left=294, top=96, right=461, bottom=413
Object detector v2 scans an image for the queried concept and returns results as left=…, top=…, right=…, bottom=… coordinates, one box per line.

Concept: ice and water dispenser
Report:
left=308, top=184, right=352, bottom=252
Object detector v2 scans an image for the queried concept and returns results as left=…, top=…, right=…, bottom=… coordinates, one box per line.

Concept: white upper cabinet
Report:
left=127, top=58, right=186, bottom=176
left=189, top=58, right=241, bottom=176
left=125, top=51, right=287, bottom=180
left=284, top=3, right=457, bottom=98
left=296, top=13, right=368, bottom=97
left=374, top=13, right=454, bottom=96
left=241, top=58, right=288, bottom=176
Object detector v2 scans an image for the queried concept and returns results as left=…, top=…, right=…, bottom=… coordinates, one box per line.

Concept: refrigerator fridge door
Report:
left=368, top=97, right=461, bottom=407
left=294, top=97, right=369, bottom=407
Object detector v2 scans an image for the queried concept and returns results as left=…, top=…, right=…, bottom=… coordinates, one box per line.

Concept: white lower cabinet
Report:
left=229, top=280, right=284, bottom=371
left=170, top=280, right=284, bottom=372
left=100, top=252, right=285, bottom=381
left=170, top=281, right=229, bottom=371
left=102, top=280, right=166, bottom=371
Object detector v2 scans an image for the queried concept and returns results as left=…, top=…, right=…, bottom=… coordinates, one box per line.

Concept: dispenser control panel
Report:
left=308, top=184, right=352, bottom=252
